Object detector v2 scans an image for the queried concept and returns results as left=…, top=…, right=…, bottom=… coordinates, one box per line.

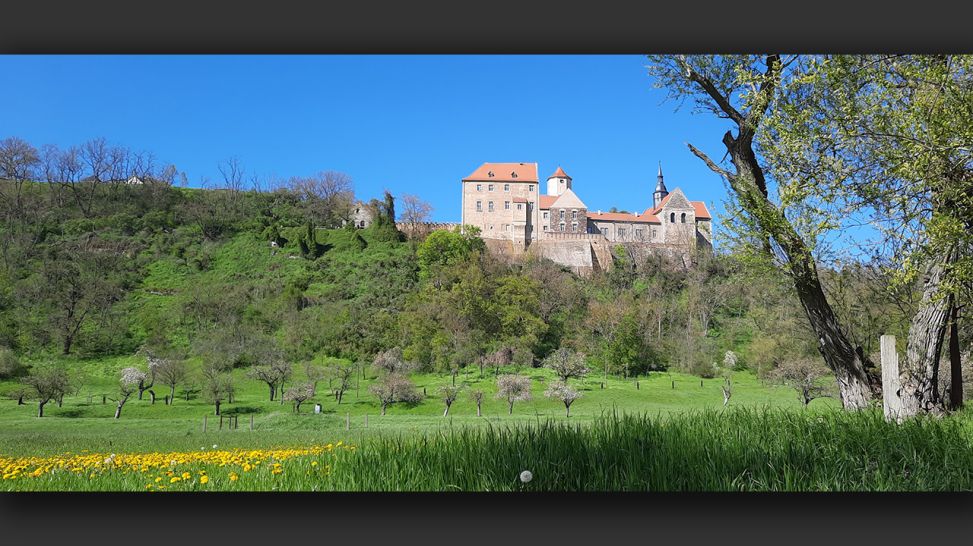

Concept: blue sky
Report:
left=1, top=55, right=736, bottom=226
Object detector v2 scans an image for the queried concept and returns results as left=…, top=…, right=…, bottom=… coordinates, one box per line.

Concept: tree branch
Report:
left=687, top=142, right=732, bottom=179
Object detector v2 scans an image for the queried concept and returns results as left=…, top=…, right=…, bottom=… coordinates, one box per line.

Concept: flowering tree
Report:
left=112, top=369, right=142, bottom=419
left=438, top=385, right=461, bottom=417
left=545, top=380, right=583, bottom=417
left=369, top=373, right=421, bottom=416
left=495, top=374, right=532, bottom=415
left=372, top=347, right=414, bottom=376
left=284, top=383, right=316, bottom=413
left=543, top=348, right=589, bottom=384
left=772, top=357, right=835, bottom=407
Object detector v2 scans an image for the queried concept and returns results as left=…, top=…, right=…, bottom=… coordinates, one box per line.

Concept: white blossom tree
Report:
left=545, top=380, right=583, bottom=417
left=495, top=374, right=532, bottom=415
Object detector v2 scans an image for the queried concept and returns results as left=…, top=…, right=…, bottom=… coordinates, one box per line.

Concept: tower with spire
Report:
left=653, top=162, right=669, bottom=208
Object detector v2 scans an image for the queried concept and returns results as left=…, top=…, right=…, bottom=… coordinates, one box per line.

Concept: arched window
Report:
left=680, top=213, right=686, bottom=223
left=669, top=212, right=675, bottom=223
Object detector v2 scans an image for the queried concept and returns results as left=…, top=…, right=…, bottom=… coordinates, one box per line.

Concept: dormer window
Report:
left=511, top=172, right=518, bottom=178
left=488, top=171, right=494, bottom=177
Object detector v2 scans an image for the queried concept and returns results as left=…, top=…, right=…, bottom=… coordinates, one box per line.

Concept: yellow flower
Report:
left=170, top=477, right=180, bottom=483
left=229, top=472, right=239, bottom=482
left=200, top=475, right=209, bottom=485
left=155, top=477, right=163, bottom=483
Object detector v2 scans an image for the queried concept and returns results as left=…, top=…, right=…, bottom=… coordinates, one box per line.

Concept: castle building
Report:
left=460, top=162, right=712, bottom=255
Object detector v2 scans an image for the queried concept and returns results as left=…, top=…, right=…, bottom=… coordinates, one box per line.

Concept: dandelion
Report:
left=519, top=470, right=533, bottom=483
left=229, top=472, right=239, bottom=482
left=170, top=477, right=181, bottom=483
left=200, top=475, right=209, bottom=485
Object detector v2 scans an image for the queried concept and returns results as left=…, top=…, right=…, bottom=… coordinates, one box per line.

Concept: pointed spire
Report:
left=549, top=166, right=571, bottom=179
left=658, top=161, right=663, bottom=178
left=654, top=161, right=669, bottom=208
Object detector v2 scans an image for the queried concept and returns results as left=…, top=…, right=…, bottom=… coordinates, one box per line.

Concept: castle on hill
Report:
left=459, top=162, right=712, bottom=270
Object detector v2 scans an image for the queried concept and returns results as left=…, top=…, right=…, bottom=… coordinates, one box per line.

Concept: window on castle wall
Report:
left=652, top=228, right=658, bottom=239
left=572, top=222, right=578, bottom=232
left=476, top=184, right=482, bottom=191
left=488, top=184, right=494, bottom=191
left=476, top=201, right=482, bottom=212
left=504, top=201, right=510, bottom=210
left=636, top=229, right=643, bottom=239
left=488, top=201, right=494, bottom=212
left=670, top=212, right=675, bottom=223
left=559, top=223, right=565, bottom=232
left=517, top=203, right=522, bottom=210
left=559, top=210, right=565, bottom=220
left=681, top=213, right=686, bottom=223
left=504, top=184, right=510, bottom=192
left=572, top=210, right=577, bottom=220
left=528, top=185, right=534, bottom=192
left=543, top=212, right=548, bottom=219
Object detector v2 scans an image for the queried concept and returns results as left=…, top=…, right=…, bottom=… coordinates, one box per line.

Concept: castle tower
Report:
left=546, top=166, right=572, bottom=197
left=653, top=162, right=669, bottom=208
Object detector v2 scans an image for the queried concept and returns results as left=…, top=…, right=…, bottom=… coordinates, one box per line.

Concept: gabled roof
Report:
left=463, top=162, right=538, bottom=183
left=646, top=188, right=711, bottom=220
left=549, top=188, right=587, bottom=210
left=539, top=195, right=558, bottom=209
left=548, top=166, right=571, bottom=179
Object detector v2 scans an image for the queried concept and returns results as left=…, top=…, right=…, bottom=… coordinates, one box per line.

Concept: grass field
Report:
left=5, top=355, right=972, bottom=491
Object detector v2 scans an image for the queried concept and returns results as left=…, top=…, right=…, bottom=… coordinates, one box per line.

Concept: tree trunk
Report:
left=149, top=390, right=156, bottom=404
left=215, top=400, right=221, bottom=416
left=948, top=304, right=963, bottom=410
left=38, top=400, right=45, bottom=418
left=17, top=395, right=24, bottom=405
left=381, top=403, right=387, bottom=416
left=443, top=404, right=450, bottom=417
left=476, top=402, right=481, bottom=417
left=57, top=394, right=63, bottom=407
left=114, top=403, right=123, bottom=419
left=683, top=56, right=880, bottom=409
left=508, top=400, right=514, bottom=415
left=269, top=383, right=276, bottom=401
left=898, top=250, right=955, bottom=417
left=565, top=403, right=571, bottom=418
left=169, top=385, right=176, bottom=405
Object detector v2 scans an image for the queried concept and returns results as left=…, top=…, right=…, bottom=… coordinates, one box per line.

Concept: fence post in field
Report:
left=203, top=414, right=207, bottom=433
left=671, top=380, right=675, bottom=389
left=219, top=415, right=223, bottom=430
left=102, top=395, right=106, bottom=404
left=881, top=334, right=905, bottom=423
left=700, top=379, right=703, bottom=388
left=250, top=414, right=254, bottom=431
left=346, top=413, right=350, bottom=431
left=636, top=381, right=640, bottom=390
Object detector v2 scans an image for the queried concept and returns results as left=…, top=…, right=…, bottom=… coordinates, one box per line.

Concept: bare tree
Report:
left=247, top=360, right=292, bottom=402
left=544, top=380, right=582, bottom=417
left=325, top=361, right=354, bottom=404
left=284, top=383, right=316, bottom=413
left=469, top=389, right=485, bottom=417
left=438, top=385, right=461, bottom=417
left=542, top=348, right=589, bottom=384
left=155, top=358, right=188, bottom=405
left=0, top=137, right=40, bottom=216
left=369, top=373, right=421, bottom=416
left=286, top=171, right=355, bottom=227
left=495, top=374, right=532, bottom=415
left=218, top=157, right=246, bottom=194
left=201, top=364, right=233, bottom=416
left=399, top=194, right=433, bottom=240
left=304, top=361, right=326, bottom=393
left=23, top=366, right=70, bottom=418
left=772, top=357, right=836, bottom=407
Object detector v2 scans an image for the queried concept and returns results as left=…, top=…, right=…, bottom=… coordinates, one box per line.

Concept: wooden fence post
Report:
left=881, top=334, right=905, bottom=423
left=219, top=415, right=223, bottom=430
left=203, top=414, right=207, bottom=433
left=346, top=413, right=350, bottom=431
left=250, top=414, right=254, bottom=431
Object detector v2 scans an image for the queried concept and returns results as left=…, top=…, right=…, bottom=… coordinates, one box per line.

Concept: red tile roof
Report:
left=538, top=195, right=558, bottom=209
left=463, top=162, right=538, bottom=183
left=588, top=211, right=660, bottom=224
left=692, top=201, right=711, bottom=219
left=549, top=166, right=571, bottom=179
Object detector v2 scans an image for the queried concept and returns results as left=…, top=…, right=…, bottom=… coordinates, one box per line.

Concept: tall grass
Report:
left=325, top=408, right=973, bottom=491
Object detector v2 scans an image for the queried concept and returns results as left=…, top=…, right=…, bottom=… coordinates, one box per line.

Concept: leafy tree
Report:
left=415, top=227, right=485, bottom=285
left=647, top=54, right=880, bottom=408
left=369, top=373, right=421, bottom=416
left=23, top=365, right=70, bottom=418
left=284, top=383, right=316, bottom=413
